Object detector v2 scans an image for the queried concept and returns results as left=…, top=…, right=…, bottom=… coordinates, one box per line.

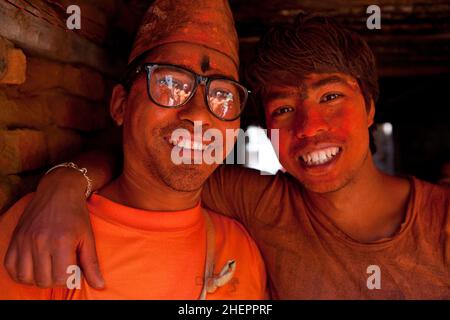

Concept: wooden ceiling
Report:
left=128, top=0, right=450, bottom=77
left=3, top=0, right=448, bottom=78
left=228, top=0, right=450, bottom=77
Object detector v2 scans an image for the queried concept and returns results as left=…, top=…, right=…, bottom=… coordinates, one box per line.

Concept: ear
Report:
left=367, top=99, right=375, bottom=127
left=110, top=84, right=128, bottom=126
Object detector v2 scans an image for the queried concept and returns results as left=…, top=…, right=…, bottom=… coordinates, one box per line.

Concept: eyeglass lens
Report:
left=148, top=65, right=245, bottom=120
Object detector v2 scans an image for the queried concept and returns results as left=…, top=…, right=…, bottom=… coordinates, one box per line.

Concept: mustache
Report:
left=290, top=134, right=345, bottom=153
left=159, top=122, right=204, bottom=137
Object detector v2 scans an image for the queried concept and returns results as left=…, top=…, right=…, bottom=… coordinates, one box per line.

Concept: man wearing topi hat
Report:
left=0, top=0, right=267, bottom=299
left=5, top=6, right=450, bottom=299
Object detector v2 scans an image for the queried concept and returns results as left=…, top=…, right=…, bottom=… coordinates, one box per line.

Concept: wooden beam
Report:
left=0, top=1, right=123, bottom=77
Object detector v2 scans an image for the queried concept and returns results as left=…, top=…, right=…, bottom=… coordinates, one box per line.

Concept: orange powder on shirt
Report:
left=0, top=193, right=267, bottom=300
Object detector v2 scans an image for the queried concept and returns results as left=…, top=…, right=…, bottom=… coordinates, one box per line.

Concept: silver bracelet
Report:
left=45, top=162, right=93, bottom=198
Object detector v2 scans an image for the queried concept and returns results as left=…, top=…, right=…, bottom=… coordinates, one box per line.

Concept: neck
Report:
left=304, top=153, right=410, bottom=242
left=99, top=165, right=202, bottom=212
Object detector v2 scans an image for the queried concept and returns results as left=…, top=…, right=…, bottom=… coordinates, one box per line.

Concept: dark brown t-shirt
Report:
left=202, top=165, right=450, bottom=299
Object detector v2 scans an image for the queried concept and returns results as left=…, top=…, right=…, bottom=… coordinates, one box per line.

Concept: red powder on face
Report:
left=264, top=73, right=373, bottom=193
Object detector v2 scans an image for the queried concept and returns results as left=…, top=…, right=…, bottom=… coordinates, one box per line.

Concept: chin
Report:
left=290, top=166, right=352, bottom=194
left=161, top=165, right=213, bottom=192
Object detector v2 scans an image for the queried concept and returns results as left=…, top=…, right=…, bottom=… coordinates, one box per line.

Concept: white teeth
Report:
left=169, top=138, right=208, bottom=151
left=319, top=153, right=327, bottom=162
left=312, top=153, right=319, bottom=163
left=301, top=147, right=340, bottom=166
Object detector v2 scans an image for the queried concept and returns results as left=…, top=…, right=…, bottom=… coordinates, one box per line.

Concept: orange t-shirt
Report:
left=203, top=166, right=450, bottom=299
left=0, top=193, right=267, bottom=300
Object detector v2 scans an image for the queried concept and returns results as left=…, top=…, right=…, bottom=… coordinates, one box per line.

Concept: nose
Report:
left=294, top=104, right=329, bottom=139
left=178, top=85, right=213, bottom=127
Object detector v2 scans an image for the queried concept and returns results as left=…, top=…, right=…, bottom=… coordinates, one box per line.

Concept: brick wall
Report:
left=0, top=0, right=145, bottom=213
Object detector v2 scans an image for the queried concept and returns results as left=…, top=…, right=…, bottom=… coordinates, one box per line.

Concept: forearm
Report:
left=70, top=148, right=120, bottom=191
left=4, top=133, right=120, bottom=289
left=41, top=148, right=121, bottom=196
left=5, top=150, right=113, bottom=289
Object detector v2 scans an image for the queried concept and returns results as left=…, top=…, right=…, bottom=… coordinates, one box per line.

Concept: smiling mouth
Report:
left=169, top=137, right=211, bottom=151
left=300, top=147, right=342, bottom=166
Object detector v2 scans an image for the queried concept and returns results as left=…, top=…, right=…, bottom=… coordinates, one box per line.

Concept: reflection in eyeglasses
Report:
left=209, top=92, right=234, bottom=117
left=158, top=76, right=192, bottom=106
left=147, top=64, right=248, bottom=120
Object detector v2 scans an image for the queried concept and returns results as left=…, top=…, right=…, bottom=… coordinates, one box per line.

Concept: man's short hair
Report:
left=246, top=13, right=379, bottom=152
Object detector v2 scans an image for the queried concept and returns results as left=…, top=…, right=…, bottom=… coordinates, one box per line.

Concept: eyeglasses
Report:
left=129, top=63, right=250, bottom=121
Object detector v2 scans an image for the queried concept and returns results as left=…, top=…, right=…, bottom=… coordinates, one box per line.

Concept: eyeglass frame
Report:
left=124, top=62, right=251, bottom=122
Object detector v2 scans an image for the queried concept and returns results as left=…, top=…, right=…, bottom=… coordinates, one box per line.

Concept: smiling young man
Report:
left=0, top=0, right=267, bottom=300
left=4, top=14, right=449, bottom=299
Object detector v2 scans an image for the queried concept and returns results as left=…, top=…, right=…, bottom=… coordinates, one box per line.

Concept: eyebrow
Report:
left=163, top=62, right=236, bottom=81
left=310, top=75, right=349, bottom=89
left=264, top=76, right=350, bottom=103
left=206, top=71, right=236, bottom=81
left=264, top=91, right=298, bottom=102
